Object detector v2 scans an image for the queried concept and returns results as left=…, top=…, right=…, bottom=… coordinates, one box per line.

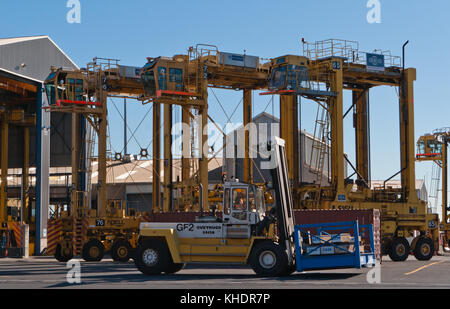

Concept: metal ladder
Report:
left=309, top=105, right=329, bottom=186
left=85, top=123, right=96, bottom=210
left=428, top=161, right=441, bottom=214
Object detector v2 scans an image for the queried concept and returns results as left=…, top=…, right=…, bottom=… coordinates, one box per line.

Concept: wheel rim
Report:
left=63, top=248, right=72, bottom=257
left=142, top=248, right=158, bottom=266
left=395, top=243, right=406, bottom=256
left=420, top=243, right=431, bottom=256
left=89, top=246, right=100, bottom=258
left=117, top=246, right=128, bottom=258
left=259, top=251, right=276, bottom=269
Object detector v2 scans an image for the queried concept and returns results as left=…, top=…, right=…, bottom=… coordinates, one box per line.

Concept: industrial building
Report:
left=0, top=35, right=78, bottom=254
left=223, top=112, right=345, bottom=186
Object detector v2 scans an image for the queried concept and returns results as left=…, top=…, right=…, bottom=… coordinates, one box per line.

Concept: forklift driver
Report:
left=233, top=189, right=247, bottom=211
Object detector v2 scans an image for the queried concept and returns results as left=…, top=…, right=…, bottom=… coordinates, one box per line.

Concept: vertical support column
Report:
left=181, top=107, right=191, bottom=209
left=124, top=98, right=127, bottom=156
left=0, top=118, right=8, bottom=223
left=329, top=59, right=346, bottom=200
left=97, top=92, right=108, bottom=217
left=152, top=103, right=161, bottom=213
left=442, top=143, right=448, bottom=224
left=353, top=90, right=369, bottom=189
left=243, top=89, right=253, bottom=184
left=36, top=84, right=50, bottom=255
left=280, top=95, right=299, bottom=186
left=163, top=104, right=173, bottom=212
left=198, top=98, right=208, bottom=212
left=292, top=97, right=299, bottom=190
left=399, top=68, right=418, bottom=203
left=22, top=127, right=30, bottom=223
left=71, top=113, right=80, bottom=216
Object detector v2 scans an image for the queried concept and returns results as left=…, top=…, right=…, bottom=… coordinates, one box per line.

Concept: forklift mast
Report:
left=269, top=137, right=295, bottom=253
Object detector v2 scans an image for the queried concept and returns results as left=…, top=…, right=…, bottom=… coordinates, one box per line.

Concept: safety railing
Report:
left=302, top=39, right=401, bottom=67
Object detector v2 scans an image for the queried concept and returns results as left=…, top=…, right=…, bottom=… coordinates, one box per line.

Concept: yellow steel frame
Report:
left=416, top=131, right=450, bottom=244
left=264, top=43, right=439, bottom=253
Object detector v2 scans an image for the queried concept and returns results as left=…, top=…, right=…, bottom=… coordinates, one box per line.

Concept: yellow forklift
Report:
left=134, top=137, right=377, bottom=276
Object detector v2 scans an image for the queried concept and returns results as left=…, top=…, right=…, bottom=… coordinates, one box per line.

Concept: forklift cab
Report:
left=141, top=55, right=189, bottom=98
left=222, top=181, right=266, bottom=237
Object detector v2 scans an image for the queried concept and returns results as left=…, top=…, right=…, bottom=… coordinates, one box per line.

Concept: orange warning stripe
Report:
left=47, top=219, right=62, bottom=255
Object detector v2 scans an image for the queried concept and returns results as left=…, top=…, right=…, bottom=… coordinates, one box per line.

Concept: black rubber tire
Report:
left=381, top=237, right=392, bottom=256
left=249, top=241, right=288, bottom=277
left=413, top=237, right=434, bottom=261
left=55, top=244, right=73, bottom=263
left=111, top=239, right=132, bottom=262
left=388, top=237, right=410, bottom=262
left=281, top=263, right=297, bottom=276
left=165, top=262, right=185, bottom=274
left=82, top=239, right=105, bottom=262
left=134, top=239, right=170, bottom=275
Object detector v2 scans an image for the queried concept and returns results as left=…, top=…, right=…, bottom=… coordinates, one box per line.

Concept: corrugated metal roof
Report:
left=0, top=36, right=48, bottom=46
left=3, top=158, right=224, bottom=187
left=0, top=35, right=78, bottom=82
left=90, top=158, right=223, bottom=184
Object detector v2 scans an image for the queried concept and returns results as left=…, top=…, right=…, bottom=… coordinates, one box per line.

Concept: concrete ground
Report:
left=0, top=254, right=449, bottom=289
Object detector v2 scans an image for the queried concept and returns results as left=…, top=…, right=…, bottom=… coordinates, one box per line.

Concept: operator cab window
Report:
left=418, top=140, right=425, bottom=155
left=232, top=188, right=247, bottom=211
left=142, top=70, right=156, bottom=96
left=224, top=188, right=230, bottom=215
left=169, top=68, right=183, bottom=91
left=157, top=67, right=167, bottom=90
left=269, top=66, right=287, bottom=90
left=248, top=186, right=256, bottom=212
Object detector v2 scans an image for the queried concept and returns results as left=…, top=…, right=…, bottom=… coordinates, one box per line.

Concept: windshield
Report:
left=45, top=83, right=56, bottom=105
left=142, top=70, right=156, bottom=96
left=269, top=66, right=287, bottom=90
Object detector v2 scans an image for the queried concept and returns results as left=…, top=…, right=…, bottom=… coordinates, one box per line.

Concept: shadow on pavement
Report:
left=44, top=270, right=362, bottom=288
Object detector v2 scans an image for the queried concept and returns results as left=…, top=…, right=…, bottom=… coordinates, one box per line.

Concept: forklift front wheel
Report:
left=250, top=241, right=288, bottom=277
left=165, top=262, right=185, bottom=274
left=134, top=240, right=170, bottom=275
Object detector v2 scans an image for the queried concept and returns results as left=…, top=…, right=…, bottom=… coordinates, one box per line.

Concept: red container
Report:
left=144, top=212, right=221, bottom=222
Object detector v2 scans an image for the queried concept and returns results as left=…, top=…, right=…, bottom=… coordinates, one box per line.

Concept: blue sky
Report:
left=1, top=0, right=448, bottom=208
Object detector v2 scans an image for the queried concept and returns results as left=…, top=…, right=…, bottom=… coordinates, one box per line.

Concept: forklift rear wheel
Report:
left=82, top=239, right=105, bottom=262
left=111, top=239, right=132, bottom=262
left=55, top=244, right=73, bottom=262
left=249, top=241, right=288, bottom=277
left=413, top=237, right=434, bottom=261
left=388, top=237, right=410, bottom=262
left=134, top=239, right=170, bottom=275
